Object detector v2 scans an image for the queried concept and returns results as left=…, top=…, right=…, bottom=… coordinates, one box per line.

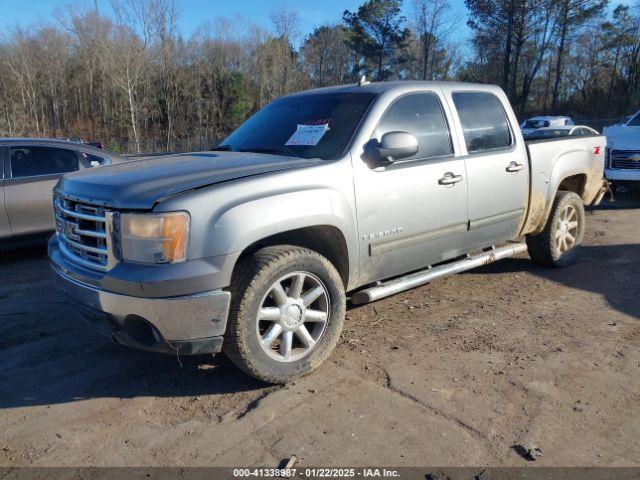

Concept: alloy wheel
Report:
left=555, top=205, right=579, bottom=253
left=256, top=271, right=330, bottom=362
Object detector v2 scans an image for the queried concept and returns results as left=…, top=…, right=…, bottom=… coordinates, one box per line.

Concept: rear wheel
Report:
left=527, top=191, right=585, bottom=267
left=224, top=245, right=346, bottom=384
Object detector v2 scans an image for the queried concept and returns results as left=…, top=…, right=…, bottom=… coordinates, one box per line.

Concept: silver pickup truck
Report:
left=49, top=81, right=606, bottom=383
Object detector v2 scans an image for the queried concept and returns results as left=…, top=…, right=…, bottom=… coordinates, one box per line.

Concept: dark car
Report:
left=0, top=138, right=126, bottom=247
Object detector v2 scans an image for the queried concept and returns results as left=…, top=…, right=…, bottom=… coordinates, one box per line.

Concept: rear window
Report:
left=525, top=119, right=550, bottom=129
left=452, top=92, right=512, bottom=153
left=526, top=129, right=570, bottom=140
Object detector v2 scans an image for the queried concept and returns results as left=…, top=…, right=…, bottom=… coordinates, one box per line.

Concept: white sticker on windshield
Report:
left=285, top=123, right=329, bottom=146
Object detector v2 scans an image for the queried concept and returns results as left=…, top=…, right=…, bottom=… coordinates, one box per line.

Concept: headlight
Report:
left=120, top=212, right=190, bottom=264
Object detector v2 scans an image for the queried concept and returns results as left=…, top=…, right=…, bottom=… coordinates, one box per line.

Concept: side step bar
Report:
left=350, top=242, right=528, bottom=305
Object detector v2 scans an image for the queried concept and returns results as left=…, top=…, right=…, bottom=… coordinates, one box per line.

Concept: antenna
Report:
left=358, top=75, right=370, bottom=86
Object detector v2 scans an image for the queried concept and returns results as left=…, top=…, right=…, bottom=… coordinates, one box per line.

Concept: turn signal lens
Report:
left=120, top=212, right=190, bottom=264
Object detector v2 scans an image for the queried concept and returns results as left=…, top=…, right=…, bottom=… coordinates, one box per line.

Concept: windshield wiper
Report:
left=238, top=145, right=300, bottom=158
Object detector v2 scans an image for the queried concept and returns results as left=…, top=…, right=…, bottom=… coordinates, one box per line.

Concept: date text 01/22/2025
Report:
left=232, top=468, right=401, bottom=478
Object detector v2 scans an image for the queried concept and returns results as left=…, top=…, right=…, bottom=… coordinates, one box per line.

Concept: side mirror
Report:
left=366, top=131, right=418, bottom=166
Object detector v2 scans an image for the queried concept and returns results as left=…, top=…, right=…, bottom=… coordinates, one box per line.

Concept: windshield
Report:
left=626, top=112, right=640, bottom=126
left=524, top=119, right=550, bottom=129
left=220, top=92, right=377, bottom=160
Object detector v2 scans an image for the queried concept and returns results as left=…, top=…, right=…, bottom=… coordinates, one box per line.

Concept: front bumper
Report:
left=52, top=262, right=231, bottom=355
left=605, top=167, right=640, bottom=183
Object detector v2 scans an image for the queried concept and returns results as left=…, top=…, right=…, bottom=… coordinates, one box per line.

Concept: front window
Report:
left=220, top=92, right=377, bottom=160
left=374, top=92, right=453, bottom=162
left=9, top=146, right=79, bottom=178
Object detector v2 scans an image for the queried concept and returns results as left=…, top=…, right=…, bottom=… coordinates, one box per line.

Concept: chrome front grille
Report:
left=610, top=149, right=640, bottom=170
left=54, top=194, right=116, bottom=271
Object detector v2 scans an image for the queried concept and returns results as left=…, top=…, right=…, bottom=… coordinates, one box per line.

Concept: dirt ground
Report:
left=1, top=191, right=639, bottom=468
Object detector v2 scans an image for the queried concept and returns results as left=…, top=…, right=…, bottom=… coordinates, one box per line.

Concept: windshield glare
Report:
left=221, top=92, right=377, bottom=160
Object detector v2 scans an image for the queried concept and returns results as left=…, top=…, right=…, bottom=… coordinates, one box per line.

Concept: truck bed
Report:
left=521, top=134, right=606, bottom=236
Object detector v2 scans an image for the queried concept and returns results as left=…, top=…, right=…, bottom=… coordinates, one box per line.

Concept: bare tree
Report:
left=301, top=25, right=351, bottom=87
left=550, top=0, right=608, bottom=113
left=109, top=0, right=157, bottom=153
left=412, top=0, right=451, bottom=80
left=0, top=0, right=639, bottom=154
left=270, top=2, right=300, bottom=44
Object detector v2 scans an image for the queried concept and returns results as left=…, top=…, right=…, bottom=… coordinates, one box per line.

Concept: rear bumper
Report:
left=51, top=263, right=230, bottom=355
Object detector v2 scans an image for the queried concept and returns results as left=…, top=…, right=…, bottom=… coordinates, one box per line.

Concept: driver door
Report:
left=353, top=91, right=469, bottom=285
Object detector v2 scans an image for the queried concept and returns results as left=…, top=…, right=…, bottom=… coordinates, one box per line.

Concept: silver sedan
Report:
left=0, top=138, right=127, bottom=247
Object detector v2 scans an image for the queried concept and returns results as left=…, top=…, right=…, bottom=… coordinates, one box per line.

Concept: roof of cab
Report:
left=282, top=80, right=504, bottom=98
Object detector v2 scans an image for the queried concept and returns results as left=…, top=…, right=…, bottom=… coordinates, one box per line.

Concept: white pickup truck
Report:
left=603, top=111, right=640, bottom=187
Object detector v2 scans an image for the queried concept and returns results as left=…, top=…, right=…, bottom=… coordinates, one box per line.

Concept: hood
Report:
left=603, top=125, right=640, bottom=150
left=57, top=151, right=322, bottom=209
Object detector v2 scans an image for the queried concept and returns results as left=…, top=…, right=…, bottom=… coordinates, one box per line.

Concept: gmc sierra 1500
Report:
left=49, top=81, right=606, bottom=383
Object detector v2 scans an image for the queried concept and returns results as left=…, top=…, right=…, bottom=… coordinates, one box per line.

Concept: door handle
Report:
left=506, top=161, right=524, bottom=173
left=438, top=172, right=463, bottom=185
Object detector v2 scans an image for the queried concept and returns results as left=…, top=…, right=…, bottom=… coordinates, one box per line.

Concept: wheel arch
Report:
left=557, top=173, right=588, bottom=197
left=234, top=225, right=352, bottom=290
left=526, top=169, right=590, bottom=236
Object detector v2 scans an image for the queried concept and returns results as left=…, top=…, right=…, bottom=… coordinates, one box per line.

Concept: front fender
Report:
left=212, top=188, right=359, bottom=289
left=158, top=168, right=360, bottom=290
left=216, top=188, right=356, bottom=254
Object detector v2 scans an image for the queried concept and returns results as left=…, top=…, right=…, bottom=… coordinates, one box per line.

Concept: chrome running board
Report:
left=350, top=242, right=528, bottom=305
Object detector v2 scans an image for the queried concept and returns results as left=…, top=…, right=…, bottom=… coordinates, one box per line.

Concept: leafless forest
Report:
left=0, top=0, right=639, bottom=153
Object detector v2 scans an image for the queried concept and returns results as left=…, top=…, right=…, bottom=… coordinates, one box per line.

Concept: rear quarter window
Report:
left=452, top=92, right=512, bottom=153
left=81, top=152, right=109, bottom=166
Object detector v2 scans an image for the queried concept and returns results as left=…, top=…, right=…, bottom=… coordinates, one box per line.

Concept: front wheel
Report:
left=224, top=245, right=346, bottom=384
left=526, top=191, right=585, bottom=267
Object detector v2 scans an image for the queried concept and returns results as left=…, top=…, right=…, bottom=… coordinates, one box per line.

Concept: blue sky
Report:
left=0, top=0, right=633, bottom=42
left=0, top=0, right=470, bottom=38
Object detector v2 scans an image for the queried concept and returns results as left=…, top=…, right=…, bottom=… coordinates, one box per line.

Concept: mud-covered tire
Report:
left=526, top=191, right=585, bottom=267
left=223, top=245, right=346, bottom=384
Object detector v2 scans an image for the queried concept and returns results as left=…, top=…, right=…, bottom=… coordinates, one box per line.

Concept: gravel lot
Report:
left=1, top=192, right=639, bottom=467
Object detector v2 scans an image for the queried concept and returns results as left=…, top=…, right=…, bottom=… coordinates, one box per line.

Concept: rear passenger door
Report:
left=5, top=145, right=81, bottom=236
left=449, top=91, right=529, bottom=251
left=353, top=90, right=469, bottom=284
left=0, top=146, right=12, bottom=241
